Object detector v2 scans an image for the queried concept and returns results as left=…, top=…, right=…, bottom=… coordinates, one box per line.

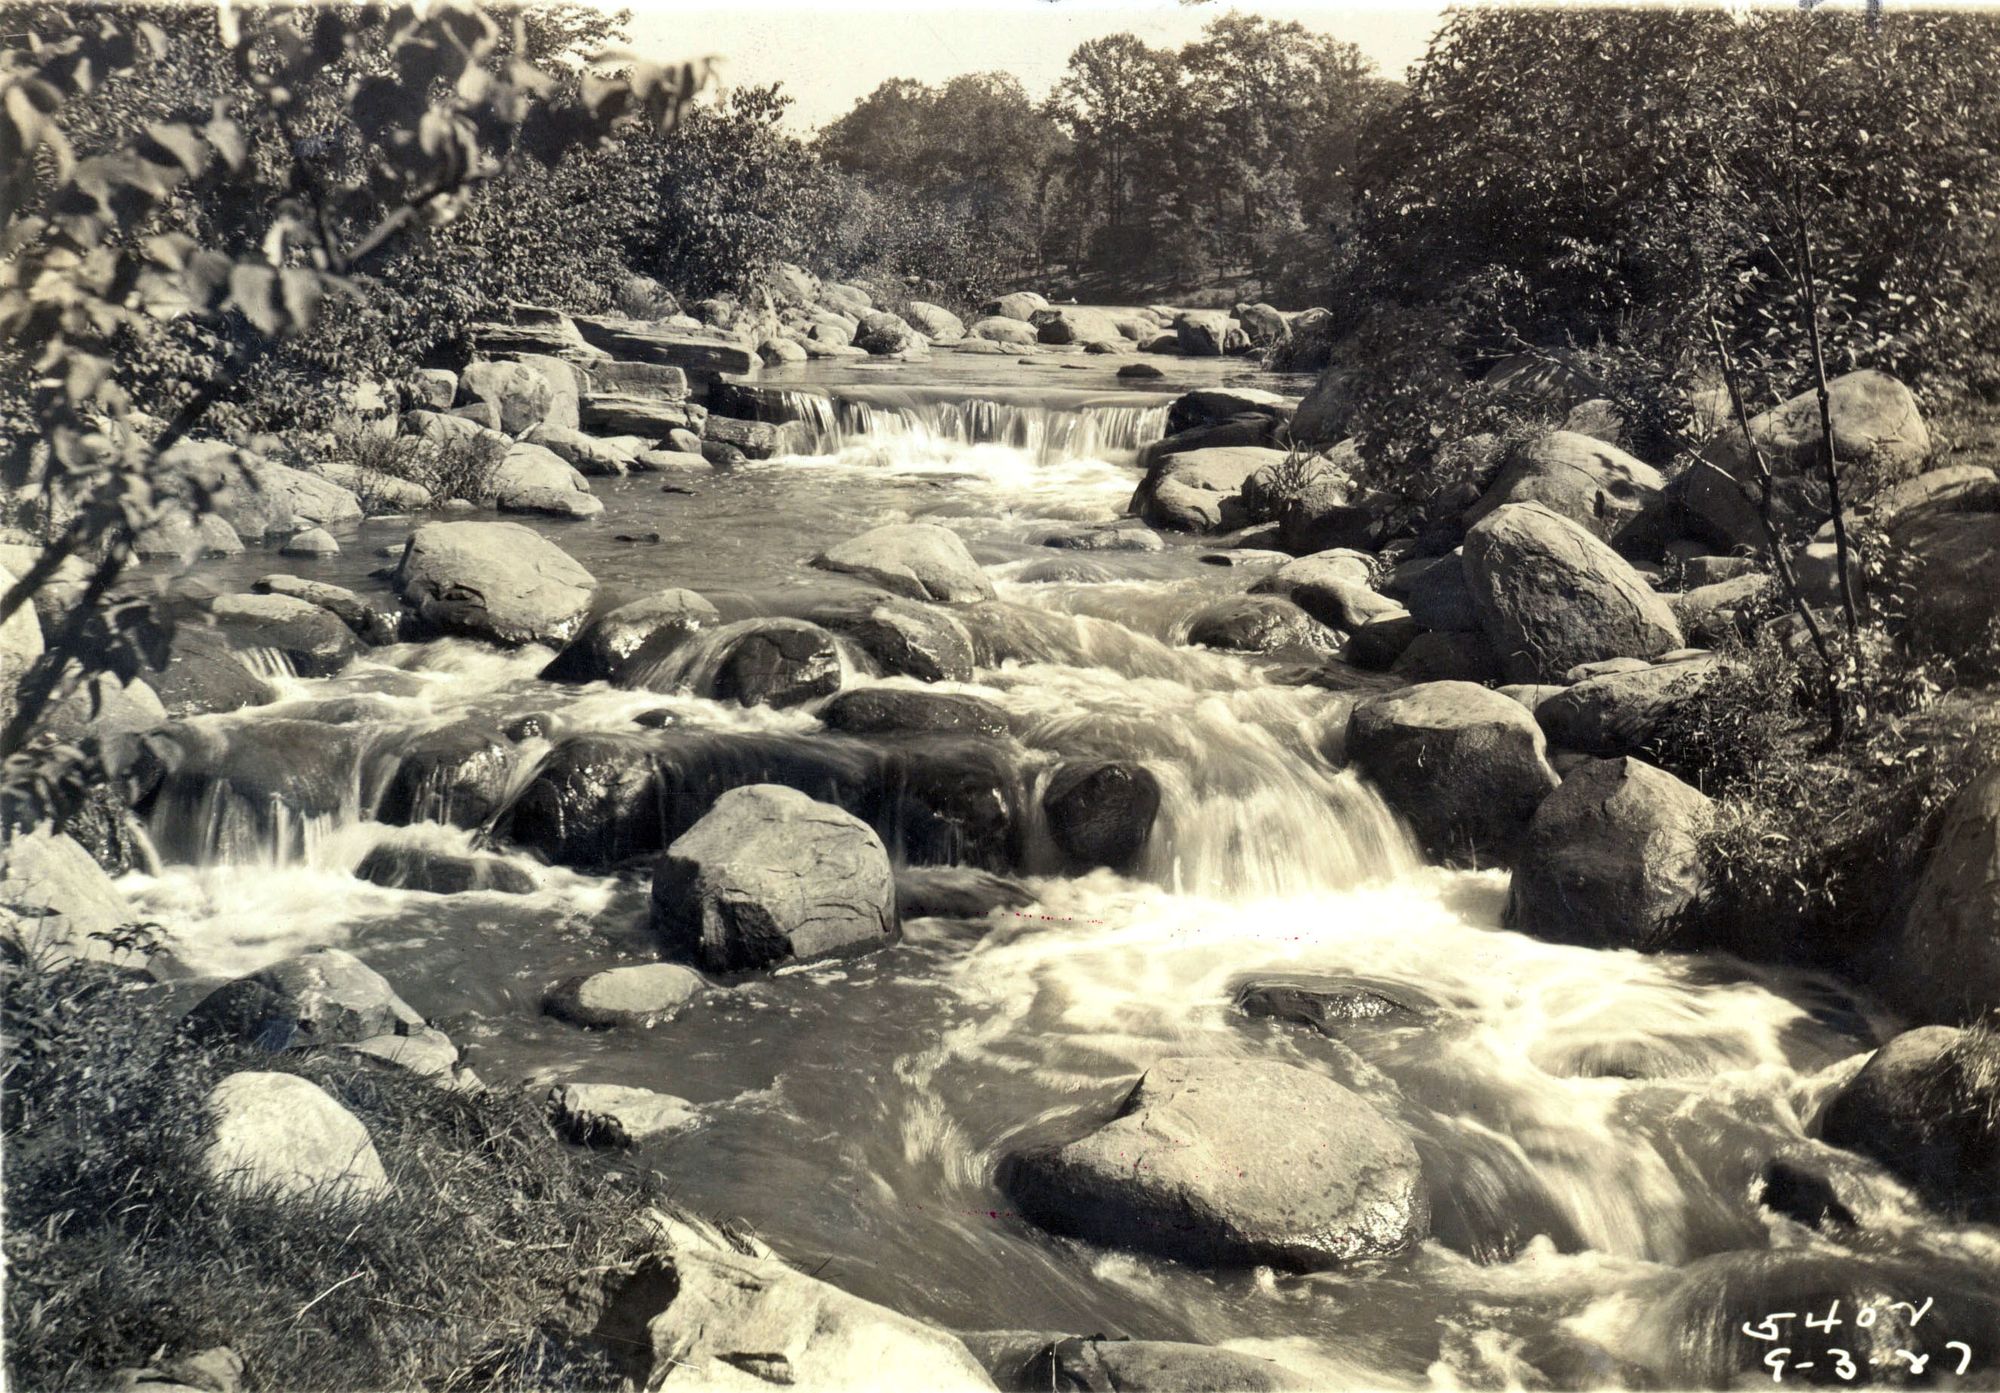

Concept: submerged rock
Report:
left=545, top=963, right=706, bottom=1029
left=394, top=521, right=596, bottom=648
left=1505, top=756, right=1711, bottom=950
left=548, top=1082, right=699, bottom=1146
left=254, top=575, right=398, bottom=645
left=208, top=593, right=360, bottom=677
left=353, top=844, right=536, bottom=895
left=813, top=523, right=996, bottom=604
left=687, top=618, right=845, bottom=709
left=1237, top=978, right=1425, bottom=1033
left=147, top=626, right=277, bottom=715
left=1003, top=1056, right=1428, bottom=1271
left=1042, top=761, right=1159, bottom=872
left=1184, top=595, right=1339, bottom=656
left=1345, top=681, right=1559, bottom=866
left=819, top=688, right=1009, bottom=739
left=200, top=1071, right=388, bottom=1205
left=650, top=784, right=897, bottom=972
left=804, top=594, right=977, bottom=683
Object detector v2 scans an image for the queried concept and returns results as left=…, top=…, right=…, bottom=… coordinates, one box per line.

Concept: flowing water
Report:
left=127, top=355, right=2000, bottom=1387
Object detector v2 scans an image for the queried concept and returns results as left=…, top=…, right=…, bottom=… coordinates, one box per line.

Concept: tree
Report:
left=0, top=1, right=706, bottom=816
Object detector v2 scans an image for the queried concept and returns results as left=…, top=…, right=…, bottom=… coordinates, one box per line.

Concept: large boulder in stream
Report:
left=643, top=617, right=844, bottom=708
left=1136, top=446, right=1288, bottom=535
left=491, top=442, right=602, bottom=519
left=394, top=521, right=596, bottom=648
left=1184, top=595, right=1339, bottom=656
left=812, top=523, right=996, bottom=604
left=820, top=688, right=1008, bottom=739
left=1880, top=769, right=2000, bottom=1020
left=1534, top=656, right=1728, bottom=758
left=354, top=844, right=536, bottom=895
left=544, top=962, right=706, bottom=1029
left=1505, top=756, right=1712, bottom=950
left=1043, top=762, right=1159, bottom=872
left=650, top=784, right=897, bottom=972
left=1463, top=503, right=1684, bottom=682
left=804, top=595, right=978, bottom=684
left=1002, top=1056, right=1428, bottom=1271
left=969, top=316, right=1038, bottom=346
left=1031, top=306, right=1125, bottom=348
left=1345, top=682, right=1560, bottom=866
left=1819, top=1025, right=2000, bottom=1219
left=1173, top=310, right=1244, bottom=357
left=541, top=589, right=721, bottom=685
left=146, top=625, right=277, bottom=716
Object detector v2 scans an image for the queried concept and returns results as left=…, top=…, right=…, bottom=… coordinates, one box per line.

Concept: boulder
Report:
left=1133, top=447, right=1284, bottom=534
left=1670, top=574, right=1773, bottom=646
left=1535, top=656, right=1727, bottom=758
left=855, top=311, right=919, bottom=356
left=376, top=722, right=515, bottom=828
left=1234, top=302, right=1289, bottom=348
left=1389, top=629, right=1502, bottom=683
left=353, top=844, right=536, bottom=895
left=905, top=301, right=966, bottom=342
left=969, top=316, right=1038, bottom=346
left=1290, top=365, right=1353, bottom=446
left=1185, top=595, right=1339, bottom=656
left=758, top=335, right=807, bottom=366
left=0, top=826, right=139, bottom=965
left=1394, top=551, right=1480, bottom=633
left=200, top=1072, right=388, bottom=1205
left=650, top=784, right=896, bottom=972
left=1463, top=503, right=1684, bottom=682
left=492, top=443, right=602, bottom=519
left=568, top=314, right=760, bottom=380
left=1174, top=310, right=1241, bottom=357
left=278, top=527, right=339, bottom=558
left=614, top=1245, right=997, bottom=1391
left=394, top=521, right=596, bottom=648
left=1041, top=524, right=1165, bottom=553
left=1884, top=769, right=2000, bottom=1019
left=1251, top=556, right=1398, bottom=633
left=1003, top=1056, right=1427, bottom=1270
left=254, top=575, right=398, bottom=645
left=1343, top=613, right=1420, bottom=671
left=408, top=368, right=458, bottom=410
left=495, top=732, right=666, bottom=867
left=1706, top=369, right=1931, bottom=489
left=1165, top=388, right=1295, bottom=437
left=208, top=593, right=360, bottom=677
left=1345, top=682, right=1561, bottom=865
left=982, top=291, right=1048, bottom=322
left=579, top=393, right=707, bottom=439
left=459, top=358, right=563, bottom=434
left=548, top=1083, right=699, bottom=1146
left=652, top=618, right=843, bottom=708
left=0, top=558, right=44, bottom=723
left=812, top=523, right=996, bottom=604
left=819, top=688, right=1009, bottom=739
left=541, top=589, right=722, bottom=685
left=525, top=424, right=638, bottom=477
left=185, top=947, right=425, bottom=1048
left=1043, top=762, right=1159, bottom=872
left=704, top=415, right=787, bottom=460
left=544, top=963, right=705, bottom=1029
left=803, top=595, right=977, bottom=683
left=1820, top=1026, right=1998, bottom=1218
left=1504, top=756, right=1712, bottom=950
left=1032, top=306, right=1125, bottom=348
left=130, top=510, right=246, bottom=560
left=1464, top=431, right=1665, bottom=556
left=1882, top=501, right=2000, bottom=660
left=189, top=449, right=363, bottom=537
left=819, top=282, right=874, bottom=318
left=146, top=626, right=276, bottom=716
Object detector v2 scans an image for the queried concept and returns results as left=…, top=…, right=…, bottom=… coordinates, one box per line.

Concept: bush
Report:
left=326, top=423, right=505, bottom=510
left=1, top=940, right=673, bottom=1392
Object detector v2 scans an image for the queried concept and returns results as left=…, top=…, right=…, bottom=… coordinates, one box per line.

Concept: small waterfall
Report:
left=739, top=386, right=1170, bottom=465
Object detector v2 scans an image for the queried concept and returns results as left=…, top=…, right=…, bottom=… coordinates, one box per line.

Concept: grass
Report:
left=327, top=418, right=505, bottom=511
left=2, top=937, right=682, bottom=1392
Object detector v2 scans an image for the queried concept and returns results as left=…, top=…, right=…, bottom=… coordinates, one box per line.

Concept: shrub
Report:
left=326, top=423, right=504, bottom=510
left=1, top=940, right=672, bottom=1392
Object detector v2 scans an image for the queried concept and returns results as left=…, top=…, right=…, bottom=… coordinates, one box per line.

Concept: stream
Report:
left=124, top=351, right=2000, bottom=1387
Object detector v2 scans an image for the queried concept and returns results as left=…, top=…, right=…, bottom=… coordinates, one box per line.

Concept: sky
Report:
left=620, top=0, right=1451, bottom=130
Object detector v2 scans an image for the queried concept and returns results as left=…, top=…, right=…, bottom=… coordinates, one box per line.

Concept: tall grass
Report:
left=2, top=939, right=676, bottom=1392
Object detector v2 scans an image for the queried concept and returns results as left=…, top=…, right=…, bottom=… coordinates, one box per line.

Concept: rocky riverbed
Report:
left=5, top=284, right=2000, bottom=1390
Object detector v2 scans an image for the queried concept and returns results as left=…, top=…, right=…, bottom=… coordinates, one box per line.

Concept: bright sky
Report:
left=621, top=0, right=1450, bottom=129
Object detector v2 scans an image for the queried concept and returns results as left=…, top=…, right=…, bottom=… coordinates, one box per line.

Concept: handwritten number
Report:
left=1890, top=1297, right=1934, bottom=1326
left=1949, top=1342, right=1973, bottom=1375
left=1829, top=1349, right=1857, bottom=1380
left=1766, top=1347, right=1791, bottom=1383
left=1743, top=1314, right=1798, bottom=1342
left=1893, top=1350, right=1929, bottom=1375
left=1807, top=1301, right=1843, bottom=1332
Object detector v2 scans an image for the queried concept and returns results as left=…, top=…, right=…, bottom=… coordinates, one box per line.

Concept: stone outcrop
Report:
left=812, top=523, right=996, bottom=604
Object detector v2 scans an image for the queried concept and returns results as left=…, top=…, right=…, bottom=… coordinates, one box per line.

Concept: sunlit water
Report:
left=125, top=362, right=2000, bottom=1386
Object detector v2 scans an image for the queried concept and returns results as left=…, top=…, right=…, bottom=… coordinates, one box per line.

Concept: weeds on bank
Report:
left=327, top=421, right=506, bottom=511
left=2, top=937, right=668, bottom=1393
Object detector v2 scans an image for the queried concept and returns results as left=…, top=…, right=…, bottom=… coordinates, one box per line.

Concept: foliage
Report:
left=0, top=942, right=671, bottom=1391
left=326, top=417, right=504, bottom=508
left=0, top=0, right=706, bottom=788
